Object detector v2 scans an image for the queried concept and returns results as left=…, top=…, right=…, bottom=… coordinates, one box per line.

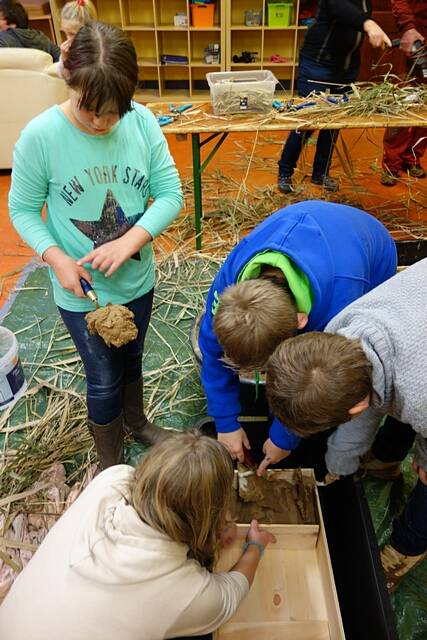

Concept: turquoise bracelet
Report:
left=242, top=540, right=265, bottom=557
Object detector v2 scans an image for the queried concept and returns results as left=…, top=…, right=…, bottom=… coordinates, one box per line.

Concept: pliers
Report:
left=157, top=103, right=193, bottom=127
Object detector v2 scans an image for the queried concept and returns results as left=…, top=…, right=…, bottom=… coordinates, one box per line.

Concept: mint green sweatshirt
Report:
left=9, top=103, right=183, bottom=311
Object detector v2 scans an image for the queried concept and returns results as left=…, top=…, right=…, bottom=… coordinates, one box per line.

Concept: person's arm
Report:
left=391, top=0, right=422, bottom=35
left=9, top=127, right=57, bottom=257
left=168, top=520, right=276, bottom=638
left=325, top=406, right=386, bottom=475
left=199, top=283, right=250, bottom=461
left=135, top=106, right=183, bottom=238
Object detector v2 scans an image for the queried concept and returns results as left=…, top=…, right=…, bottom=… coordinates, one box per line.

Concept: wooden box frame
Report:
left=215, top=469, right=345, bottom=640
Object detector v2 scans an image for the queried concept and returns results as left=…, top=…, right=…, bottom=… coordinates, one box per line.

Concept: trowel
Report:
left=80, top=277, right=99, bottom=309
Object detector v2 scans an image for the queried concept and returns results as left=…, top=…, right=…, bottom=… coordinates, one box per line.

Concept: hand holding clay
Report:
left=257, top=438, right=290, bottom=476
left=218, top=428, right=251, bottom=462
left=43, top=247, right=92, bottom=298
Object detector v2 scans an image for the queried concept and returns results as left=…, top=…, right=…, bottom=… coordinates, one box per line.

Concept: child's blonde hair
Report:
left=214, top=279, right=298, bottom=371
left=130, top=430, right=234, bottom=570
left=266, top=332, right=372, bottom=435
left=60, top=0, right=97, bottom=32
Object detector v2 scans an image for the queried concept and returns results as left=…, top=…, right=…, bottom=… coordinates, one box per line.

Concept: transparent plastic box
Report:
left=206, top=70, right=278, bottom=115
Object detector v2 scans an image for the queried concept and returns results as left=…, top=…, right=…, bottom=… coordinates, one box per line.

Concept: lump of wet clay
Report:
left=85, top=304, right=138, bottom=348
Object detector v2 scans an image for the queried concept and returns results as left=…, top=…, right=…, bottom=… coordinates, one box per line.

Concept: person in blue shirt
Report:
left=198, top=200, right=397, bottom=474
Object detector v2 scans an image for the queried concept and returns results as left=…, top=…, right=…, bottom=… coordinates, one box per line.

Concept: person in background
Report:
left=59, top=0, right=97, bottom=63
left=198, top=200, right=399, bottom=475
left=266, top=259, right=427, bottom=591
left=8, top=22, right=183, bottom=469
left=277, top=0, right=391, bottom=195
left=0, top=431, right=276, bottom=639
left=0, top=0, right=60, bottom=60
left=381, top=0, right=426, bottom=186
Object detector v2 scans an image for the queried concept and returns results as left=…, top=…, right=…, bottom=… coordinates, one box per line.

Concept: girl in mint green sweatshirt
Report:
left=9, top=22, right=183, bottom=468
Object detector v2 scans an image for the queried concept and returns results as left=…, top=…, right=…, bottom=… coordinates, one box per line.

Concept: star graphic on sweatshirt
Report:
left=70, top=189, right=144, bottom=260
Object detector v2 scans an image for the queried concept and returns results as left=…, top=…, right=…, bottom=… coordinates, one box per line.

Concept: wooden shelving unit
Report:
left=23, top=1, right=56, bottom=42
left=47, top=0, right=307, bottom=99
left=227, top=0, right=306, bottom=97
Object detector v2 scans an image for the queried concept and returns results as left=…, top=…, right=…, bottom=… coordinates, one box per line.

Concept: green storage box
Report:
left=267, top=2, right=293, bottom=27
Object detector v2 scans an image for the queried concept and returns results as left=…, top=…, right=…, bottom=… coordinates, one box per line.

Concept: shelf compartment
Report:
left=159, top=65, right=190, bottom=96
left=157, top=29, right=189, bottom=62
left=230, top=0, right=263, bottom=27
left=130, top=30, right=159, bottom=65
left=190, top=30, right=221, bottom=67
left=96, top=0, right=122, bottom=25
left=190, top=67, right=211, bottom=95
left=120, top=0, right=155, bottom=28
left=230, top=29, right=262, bottom=64
left=137, top=67, right=160, bottom=98
left=154, top=0, right=188, bottom=28
left=263, top=28, right=296, bottom=63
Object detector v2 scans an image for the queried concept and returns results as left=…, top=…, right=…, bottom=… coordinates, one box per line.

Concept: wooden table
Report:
left=147, top=101, right=427, bottom=249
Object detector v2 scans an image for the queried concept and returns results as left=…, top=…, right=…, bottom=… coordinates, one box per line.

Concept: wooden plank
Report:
left=146, top=100, right=427, bottom=134
left=315, top=491, right=346, bottom=639
left=216, top=619, right=330, bottom=640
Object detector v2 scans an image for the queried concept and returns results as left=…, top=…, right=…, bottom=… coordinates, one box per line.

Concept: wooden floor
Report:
left=1, top=126, right=426, bottom=307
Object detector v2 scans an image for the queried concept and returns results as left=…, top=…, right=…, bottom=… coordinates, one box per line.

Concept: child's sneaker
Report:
left=358, top=451, right=401, bottom=480
left=380, top=543, right=426, bottom=592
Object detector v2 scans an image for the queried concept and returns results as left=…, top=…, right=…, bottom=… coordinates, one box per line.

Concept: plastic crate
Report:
left=244, top=9, right=262, bottom=26
left=190, top=3, right=215, bottom=27
left=267, top=2, right=293, bottom=26
left=206, top=70, right=278, bottom=115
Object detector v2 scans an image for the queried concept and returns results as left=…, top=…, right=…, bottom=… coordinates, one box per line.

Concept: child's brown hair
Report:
left=129, top=430, right=234, bottom=570
left=64, top=21, right=138, bottom=118
left=214, top=279, right=298, bottom=371
left=266, top=332, right=372, bottom=435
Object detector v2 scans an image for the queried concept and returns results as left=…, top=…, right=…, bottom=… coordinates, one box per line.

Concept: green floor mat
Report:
left=1, top=259, right=426, bottom=638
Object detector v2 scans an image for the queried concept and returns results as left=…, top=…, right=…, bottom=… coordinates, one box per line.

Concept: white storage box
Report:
left=206, top=70, right=278, bottom=115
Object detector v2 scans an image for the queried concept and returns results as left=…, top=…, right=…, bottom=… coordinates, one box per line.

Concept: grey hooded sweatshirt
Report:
left=0, top=27, right=60, bottom=61
left=324, top=258, right=427, bottom=476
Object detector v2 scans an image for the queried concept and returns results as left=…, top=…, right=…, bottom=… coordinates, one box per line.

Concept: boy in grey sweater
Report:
left=266, top=258, right=427, bottom=590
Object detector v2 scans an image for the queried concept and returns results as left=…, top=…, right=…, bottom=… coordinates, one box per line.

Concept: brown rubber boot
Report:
left=88, top=415, right=125, bottom=470
left=380, top=543, right=426, bottom=592
left=358, top=450, right=401, bottom=480
left=122, top=378, right=171, bottom=446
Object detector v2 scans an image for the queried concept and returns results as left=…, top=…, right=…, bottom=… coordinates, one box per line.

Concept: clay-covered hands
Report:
left=218, top=428, right=251, bottom=462
left=400, top=28, right=425, bottom=55
left=257, top=438, right=290, bottom=476
left=412, top=458, right=427, bottom=486
left=363, top=19, right=392, bottom=49
left=42, top=246, right=92, bottom=298
left=246, top=519, right=277, bottom=551
left=78, top=226, right=152, bottom=277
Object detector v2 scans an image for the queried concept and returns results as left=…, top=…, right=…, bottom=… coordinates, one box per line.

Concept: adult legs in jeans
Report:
left=278, top=56, right=358, bottom=190
left=58, top=289, right=156, bottom=468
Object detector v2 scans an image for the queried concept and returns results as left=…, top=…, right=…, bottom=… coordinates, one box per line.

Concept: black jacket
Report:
left=301, top=0, right=372, bottom=71
left=0, top=28, right=60, bottom=61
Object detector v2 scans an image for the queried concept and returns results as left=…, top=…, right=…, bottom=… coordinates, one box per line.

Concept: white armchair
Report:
left=0, top=48, right=68, bottom=169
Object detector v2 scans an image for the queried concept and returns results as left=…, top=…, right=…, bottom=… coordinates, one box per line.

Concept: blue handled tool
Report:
left=157, top=115, right=175, bottom=127
left=169, top=103, right=193, bottom=114
left=80, top=277, right=99, bottom=308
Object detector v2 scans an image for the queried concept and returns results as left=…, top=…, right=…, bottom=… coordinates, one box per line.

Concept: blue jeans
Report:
left=391, top=480, right=427, bottom=556
left=278, top=55, right=359, bottom=179
left=58, top=289, right=154, bottom=425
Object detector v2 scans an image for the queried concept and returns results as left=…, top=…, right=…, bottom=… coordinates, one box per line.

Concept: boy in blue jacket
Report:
left=198, top=200, right=397, bottom=473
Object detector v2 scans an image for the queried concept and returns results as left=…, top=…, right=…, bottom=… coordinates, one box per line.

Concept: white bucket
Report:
left=0, top=326, right=27, bottom=410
